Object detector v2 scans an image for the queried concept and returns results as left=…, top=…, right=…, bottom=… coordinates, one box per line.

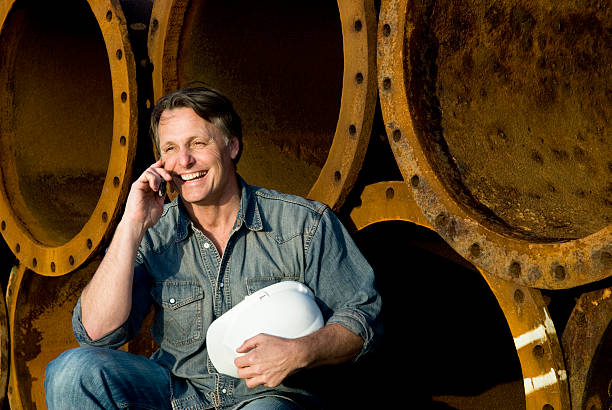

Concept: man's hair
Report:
left=150, top=86, right=243, bottom=164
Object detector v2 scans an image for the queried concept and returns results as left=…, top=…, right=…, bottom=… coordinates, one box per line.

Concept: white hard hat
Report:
left=206, top=280, right=324, bottom=378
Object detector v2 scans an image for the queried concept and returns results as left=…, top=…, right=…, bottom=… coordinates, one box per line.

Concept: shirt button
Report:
left=219, top=283, right=224, bottom=288
left=221, top=388, right=227, bottom=394
left=169, top=298, right=176, bottom=304
left=203, top=242, right=210, bottom=249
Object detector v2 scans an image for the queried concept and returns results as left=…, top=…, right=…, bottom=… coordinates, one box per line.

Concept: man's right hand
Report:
left=122, top=159, right=173, bottom=235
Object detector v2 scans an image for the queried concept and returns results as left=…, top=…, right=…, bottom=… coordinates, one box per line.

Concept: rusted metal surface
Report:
left=148, top=0, right=377, bottom=211
left=5, top=259, right=157, bottom=408
left=561, top=286, right=612, bottom=410
left=0, top=273, right=7, bottom=408
left=0, top=0, right=138, bottom=276
left=349, top=181, right=570, bottom=408
left=6, top=261, right=98, bottom=409
left=378, top=0, right=612, bottom=289
left=482, top=270, right=571, bottom=409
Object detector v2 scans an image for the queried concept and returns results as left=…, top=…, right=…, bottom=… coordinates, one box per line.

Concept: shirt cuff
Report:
left=326, top=308, right=377, bottom=361
left=72, top=298, right=130, bottom=349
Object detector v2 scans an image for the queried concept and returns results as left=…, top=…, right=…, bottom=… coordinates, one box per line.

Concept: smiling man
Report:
left=44, top=86, right=381, bottom=410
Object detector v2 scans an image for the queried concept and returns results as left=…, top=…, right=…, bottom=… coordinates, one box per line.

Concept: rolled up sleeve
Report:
left=304, top=207, right=382, bottom=360
left=72, top=262, right=153, bottom=349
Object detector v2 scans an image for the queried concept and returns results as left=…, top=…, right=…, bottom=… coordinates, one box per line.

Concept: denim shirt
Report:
left=73, top=178, right=381, bottom=409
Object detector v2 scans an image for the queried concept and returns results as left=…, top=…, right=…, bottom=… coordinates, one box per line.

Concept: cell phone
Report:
left=158, top=180, right=167, bottom=197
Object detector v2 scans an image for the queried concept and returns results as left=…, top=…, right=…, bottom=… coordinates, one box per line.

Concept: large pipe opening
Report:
left=405, top=1, right=611, bottom=242
left=0, top=0, right=113, bottom=247
left=175, top=0, right=343, bottom=197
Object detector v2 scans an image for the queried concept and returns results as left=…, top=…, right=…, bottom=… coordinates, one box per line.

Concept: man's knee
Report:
left=45, top=347, right=118, bottom=405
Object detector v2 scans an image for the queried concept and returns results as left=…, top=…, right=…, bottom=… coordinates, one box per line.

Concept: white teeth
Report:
left=180, top=171, right=207, bottom=181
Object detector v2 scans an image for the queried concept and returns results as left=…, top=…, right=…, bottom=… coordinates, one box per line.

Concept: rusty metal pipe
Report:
left=378, top=0, right=612, bottom=289
left=148, top=0, right=377, bottom=210
left=0, top=0, right=138, bottom=276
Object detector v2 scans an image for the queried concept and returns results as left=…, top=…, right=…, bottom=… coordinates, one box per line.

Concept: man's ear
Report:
left=229, top=136, right=240, bottom=160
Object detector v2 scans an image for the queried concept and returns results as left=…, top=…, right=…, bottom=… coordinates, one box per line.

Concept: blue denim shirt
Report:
left=73, top=178, right=381, bottom=409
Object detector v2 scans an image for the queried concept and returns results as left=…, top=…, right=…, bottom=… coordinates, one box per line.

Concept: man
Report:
left=45, top=86, right=381, bottom=409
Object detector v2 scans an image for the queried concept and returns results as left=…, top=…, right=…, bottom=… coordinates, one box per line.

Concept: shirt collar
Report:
left=174, top=175, right=262, bottom=242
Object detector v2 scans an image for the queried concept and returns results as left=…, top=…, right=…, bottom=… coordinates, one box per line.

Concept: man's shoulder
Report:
left=249, top=184, right=328, bottom=216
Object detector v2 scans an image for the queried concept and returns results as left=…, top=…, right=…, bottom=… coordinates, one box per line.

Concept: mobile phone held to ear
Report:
left=158, top=180, right=167, bottom=197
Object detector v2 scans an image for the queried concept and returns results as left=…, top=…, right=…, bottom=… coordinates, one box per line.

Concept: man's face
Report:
left=158, top=107, right=239, bottom=206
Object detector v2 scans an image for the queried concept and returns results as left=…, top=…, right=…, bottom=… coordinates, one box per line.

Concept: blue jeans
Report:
left=45, top=347, right=301, bottom=409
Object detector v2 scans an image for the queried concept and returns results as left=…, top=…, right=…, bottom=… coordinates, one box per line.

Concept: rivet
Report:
left=410, top=175, right=420, bottom=188
left=435, top=213, right=448, bottom=227
left=105, top=10, right=112, bottom=21
left=121, top=92, right=127, bottom=102
left=116, top=49, right=123, bottom=60
left=392, top=129, right=401, bottom=142
left=86, top=239, right=93, bottom=249
left=348, top=124, right=357, bottom=136
left=600, top=251, right=612, bottom=267
left=334, top=171, right=341, bottom=182
left=510, top=262, right=521, bottom=278
left=69, top=255, right=75, bottom=266
left=382, top=77, right=391, bottom=90
left=554, top=265, right=566, bottom=281
left=354, top=20, right=362, bottom=32
left=382, top=23, right=391, bottom=37
left=470, top=243, right=481, bottom=258
left=533, top=344, right=545, bottom=358
left=514, top=289, right=524, bottom=304
left=102, top=212, right=108, bottom=223
left=50, top=262, right=56, bottom=272
left=355, top=72, right=364, bottom=84
left=385, top=187, right=395, bottom=200
left=120, top=136, right=127, bottom=146
left=113, top=176, right=120, bottom=187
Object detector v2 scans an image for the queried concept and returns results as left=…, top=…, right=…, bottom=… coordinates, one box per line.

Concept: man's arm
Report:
left=80, top=160, right=171, bottom=340
left=234, top=324, right=363, bottom=388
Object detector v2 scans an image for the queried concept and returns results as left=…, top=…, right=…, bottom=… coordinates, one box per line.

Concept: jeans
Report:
left=45, top=347, right=302, bottom=409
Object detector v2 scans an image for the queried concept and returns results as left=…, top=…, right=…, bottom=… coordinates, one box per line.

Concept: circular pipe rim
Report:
left=0, top=0, right=138, bottom=276
left=349, top=180, right=569, bottom=408
left=147, top=0, right=377, bottom=211
left=377, top=0, right=612, bottom=289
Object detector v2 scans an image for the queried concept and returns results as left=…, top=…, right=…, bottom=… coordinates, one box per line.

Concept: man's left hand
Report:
left=234, top=334, right=307, bottom=388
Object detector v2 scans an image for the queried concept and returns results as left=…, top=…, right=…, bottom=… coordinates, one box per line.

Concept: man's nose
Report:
left=178, top=149, right=195, bottom=167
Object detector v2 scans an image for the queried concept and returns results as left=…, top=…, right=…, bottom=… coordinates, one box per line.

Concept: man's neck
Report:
left=182, top=177, right=242, bottom=255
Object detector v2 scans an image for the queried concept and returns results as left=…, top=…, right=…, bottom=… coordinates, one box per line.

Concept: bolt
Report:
left=86, top=239, right=93, bottom=250
left=392, top=129, right=401, bottom=142
left=470, top=243, right=481, bottom=258
left=354, top=20, right=362, bottom=32
left=435, top=213, right=448, bottom=227
left=69, top=255, right=75, bottom=266
left=121, top=92, right=127, bottom=102
left=116, top=49, right=123, bottom=60
left=411, top=175, right=420, bottom=188
left=355, top=73, right=363, bottom=84
left=106, top=10, right=112, bottom=21
left=510, top=262, right=521, bottom=278
left=533, top=344, right=545, bottom=358
left=15, top=244, right=20, bottom=253
left=334, top=171, right=341, bottom=182
left=385, top=187, right=395, bottom=200
left=554, top=265, right=566, bottom=281
left=120, top=136, right=127, bottom=146
left=514, top=289, right=524, bottom=304
left=382, top=77, right=391, bottom=90
left=348, top=124, right=357, bottom=137
left=102, top=212, right=108, bottom=222
left=382, top=24, right=391, bottom=37
left=51, top=262, right=56, bottom=272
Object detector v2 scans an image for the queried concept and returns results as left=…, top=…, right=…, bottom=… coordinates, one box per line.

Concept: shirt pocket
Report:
left=151, top=281, right=204, bottom=348
left=246, top=275, right=301, bottom=295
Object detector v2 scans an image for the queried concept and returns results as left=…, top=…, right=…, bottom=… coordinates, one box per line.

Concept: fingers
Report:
left=137, top=160, right=172, bottom=195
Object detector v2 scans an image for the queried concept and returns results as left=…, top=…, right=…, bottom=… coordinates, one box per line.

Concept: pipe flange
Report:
left=378, top=0, right=612, bottom=289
